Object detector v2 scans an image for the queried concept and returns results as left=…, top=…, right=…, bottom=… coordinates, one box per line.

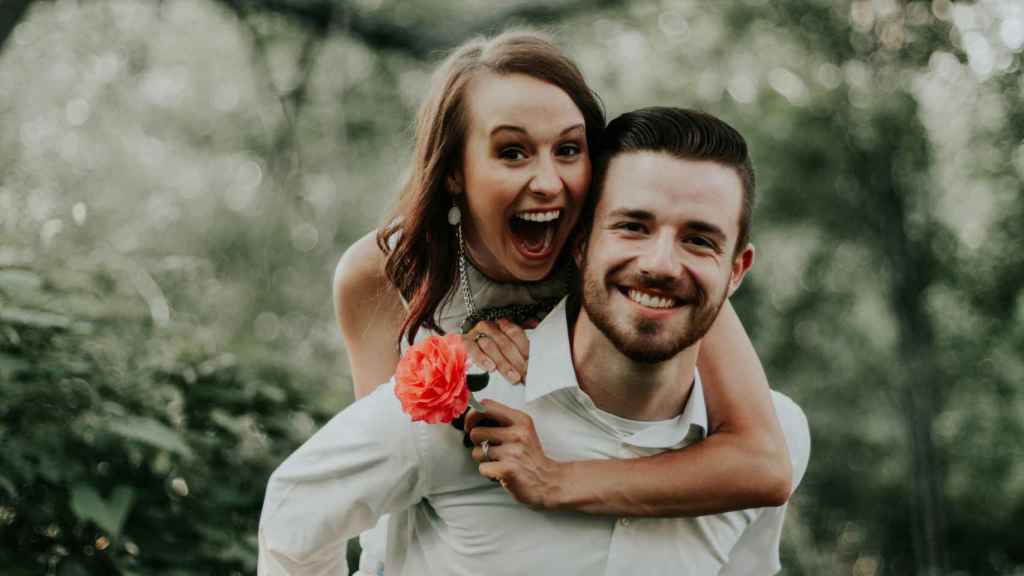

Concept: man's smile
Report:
left=616, top=286, right=684, bottom=311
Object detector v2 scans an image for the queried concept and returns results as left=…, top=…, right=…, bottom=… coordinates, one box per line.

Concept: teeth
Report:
left=627, top=289, right=677, bottom=309
left=515, top=210, right=561, bottom=223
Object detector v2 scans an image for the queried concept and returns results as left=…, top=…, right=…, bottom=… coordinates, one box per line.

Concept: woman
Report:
left=335, top=30, right=792, bottom=573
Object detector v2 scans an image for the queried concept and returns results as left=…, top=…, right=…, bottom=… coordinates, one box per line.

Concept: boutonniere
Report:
left=394, top=334, right=489, bottom=424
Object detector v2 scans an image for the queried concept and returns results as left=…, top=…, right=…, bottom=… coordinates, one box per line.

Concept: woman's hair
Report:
left=377, top=30, right=605, bottom=345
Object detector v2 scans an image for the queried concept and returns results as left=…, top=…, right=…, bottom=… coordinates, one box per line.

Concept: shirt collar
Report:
left=523, top=298, right=708, bottom=449
left=523, top=298, right=579, bottom=403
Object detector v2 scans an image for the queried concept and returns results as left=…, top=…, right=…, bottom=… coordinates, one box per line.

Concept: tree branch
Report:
left=219, top=0, right=620, bottom=58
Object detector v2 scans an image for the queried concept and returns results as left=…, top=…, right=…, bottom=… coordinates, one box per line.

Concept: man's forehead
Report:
left=598, top=152, right=743, bottom=233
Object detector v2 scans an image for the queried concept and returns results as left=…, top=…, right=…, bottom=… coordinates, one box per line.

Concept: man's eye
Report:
left=499, top=147, right=527, bottom=161
left=617, top=222, right=646, bottom=233
left=686, top=236, right=715, bottom=249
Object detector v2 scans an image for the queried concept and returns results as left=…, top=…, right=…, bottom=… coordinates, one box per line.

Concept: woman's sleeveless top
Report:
left=434, top=256, right=570, bottom=334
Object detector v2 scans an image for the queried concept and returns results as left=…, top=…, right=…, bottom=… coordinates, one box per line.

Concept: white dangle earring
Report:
left=449, top=200, right=478, bottom=320
left=448, top=203, right=461, bottom=226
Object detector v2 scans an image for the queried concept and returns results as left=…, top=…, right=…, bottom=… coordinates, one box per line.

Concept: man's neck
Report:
left=569, top=304, right=697, bottom=422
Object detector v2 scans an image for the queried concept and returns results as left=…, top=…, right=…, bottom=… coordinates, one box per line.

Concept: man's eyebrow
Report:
left=607, top=210, right=728, bottom=238
left=606, top=208, right=656, bottom=221
left=687, top=220, right=727, bottom=240
left=490, top=123, right=585, bottom=137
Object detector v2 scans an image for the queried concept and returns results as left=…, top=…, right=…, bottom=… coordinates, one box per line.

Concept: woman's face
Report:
left=453, top=72, right=591, bottom=283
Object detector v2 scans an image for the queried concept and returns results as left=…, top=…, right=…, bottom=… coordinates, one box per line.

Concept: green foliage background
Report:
left=1, top=0, right=1022, bottom=574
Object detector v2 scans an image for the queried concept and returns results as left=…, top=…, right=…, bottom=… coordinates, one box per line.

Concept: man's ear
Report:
left=571, top=230, right=588, bottom=269
left=727, top=243, right=755, bottom=297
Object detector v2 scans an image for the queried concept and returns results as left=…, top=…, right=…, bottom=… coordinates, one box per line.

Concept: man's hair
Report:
left=582, top=107, right=756, bottom=254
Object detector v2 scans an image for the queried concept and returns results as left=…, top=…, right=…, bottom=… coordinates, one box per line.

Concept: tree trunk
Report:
left=886, top=209, right=948, bottom=575
left=0, top=0, right=34, bottom=55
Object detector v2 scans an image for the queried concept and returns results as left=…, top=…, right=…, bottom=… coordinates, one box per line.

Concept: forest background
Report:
left=1, top=0, right=1022, bottom=574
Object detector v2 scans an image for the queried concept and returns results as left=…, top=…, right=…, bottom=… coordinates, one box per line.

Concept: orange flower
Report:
left=394, top=334, right=470, bottom=424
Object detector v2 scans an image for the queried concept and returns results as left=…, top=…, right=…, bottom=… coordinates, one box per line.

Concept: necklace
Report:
left=455, top=226, right=568, bottom=333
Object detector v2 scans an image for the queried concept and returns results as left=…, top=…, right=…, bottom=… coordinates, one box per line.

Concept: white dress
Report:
left=355, top=257, right=569, bottom=575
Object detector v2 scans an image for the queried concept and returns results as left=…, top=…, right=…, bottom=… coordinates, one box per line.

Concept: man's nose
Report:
left=637, top=231, right=682, bottom=280
left=528, top=155, right=562, bottom=199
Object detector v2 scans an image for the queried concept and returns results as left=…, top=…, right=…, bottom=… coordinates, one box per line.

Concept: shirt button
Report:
left=619, top=518, right=630, bottom=527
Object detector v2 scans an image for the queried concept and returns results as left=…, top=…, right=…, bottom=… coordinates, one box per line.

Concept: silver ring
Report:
left=472, top=332, right=490, bottom=344
left=481, top=440, right=490, bottom=461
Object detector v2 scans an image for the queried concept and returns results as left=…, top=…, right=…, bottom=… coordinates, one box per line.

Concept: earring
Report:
left=448, top=204, right=461, bottom=226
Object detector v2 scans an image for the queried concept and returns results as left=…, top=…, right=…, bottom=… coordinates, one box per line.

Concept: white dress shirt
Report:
left=259, top=299, right=811, bottom=575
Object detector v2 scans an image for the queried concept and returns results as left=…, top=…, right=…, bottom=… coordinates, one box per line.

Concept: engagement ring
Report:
left=481, top=440, right=490, bottom=461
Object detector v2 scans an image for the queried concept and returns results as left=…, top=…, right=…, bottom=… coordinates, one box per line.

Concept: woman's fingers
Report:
left=464, top=339, right=497, bottom=373
left=465, top=321, right=527, bottom=383
left=494, top=319, right=530, bottom=367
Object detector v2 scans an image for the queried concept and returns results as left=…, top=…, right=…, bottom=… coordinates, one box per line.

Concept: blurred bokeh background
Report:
left=1, top=0, right=1022, bottom=574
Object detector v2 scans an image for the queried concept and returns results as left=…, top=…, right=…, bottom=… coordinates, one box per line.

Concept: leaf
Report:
left=0, top=307, right=71, bottom=329
left=0, top=269, right=42, bottom=294
left=0, top=474, right=16, bottom=498
left=0, top=352, right=29, bottom=376
left=107, top=417, right=193, bottom=459
left=466, top=372, right=489, bottom=392
left=70, top=484, right=135, bottom=538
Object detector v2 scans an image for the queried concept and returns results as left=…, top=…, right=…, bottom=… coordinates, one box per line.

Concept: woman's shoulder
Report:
left=333, top=230, right=402, bottom=329
left=334, top=231, right=387, bottom=295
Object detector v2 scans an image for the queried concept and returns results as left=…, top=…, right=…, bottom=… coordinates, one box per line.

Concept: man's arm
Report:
left=258, top=383, right=427, bottom=575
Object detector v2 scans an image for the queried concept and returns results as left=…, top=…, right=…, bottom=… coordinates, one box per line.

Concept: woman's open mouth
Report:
left=509, top=209, right=561, bottom=260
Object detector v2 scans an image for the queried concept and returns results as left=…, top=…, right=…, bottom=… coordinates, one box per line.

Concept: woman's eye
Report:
left=499, top=147, right=527, bottom=161
left=558, top=143, right=582, bottom=157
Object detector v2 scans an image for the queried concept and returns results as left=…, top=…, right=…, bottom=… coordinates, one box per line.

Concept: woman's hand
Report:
left=465, top=400, right=563, bottom=509
left=462, top=319, right=531, bottom=384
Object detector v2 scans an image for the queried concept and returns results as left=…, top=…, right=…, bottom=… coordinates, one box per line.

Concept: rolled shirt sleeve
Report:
left=717, top=391, right=812, bottom=576
left=258, top=382, right=429, bottom=575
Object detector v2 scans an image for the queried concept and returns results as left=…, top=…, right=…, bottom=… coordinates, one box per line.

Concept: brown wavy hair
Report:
left=377, top=30, right=605, bottom=345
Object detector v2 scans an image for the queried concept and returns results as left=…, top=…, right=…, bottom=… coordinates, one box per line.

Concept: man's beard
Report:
left=581, top=269, right=726, bottom=364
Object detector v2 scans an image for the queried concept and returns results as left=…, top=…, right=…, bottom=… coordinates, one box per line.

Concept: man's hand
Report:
left=465, top=400, right=563, bottom=509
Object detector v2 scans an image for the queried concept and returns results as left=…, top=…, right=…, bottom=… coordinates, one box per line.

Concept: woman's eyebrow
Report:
left=490, top=123, right=585, bottom=137
left=491, top=124, right=527, bottom=136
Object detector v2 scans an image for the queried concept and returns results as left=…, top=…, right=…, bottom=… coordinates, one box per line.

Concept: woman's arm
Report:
left=334, top=231, right=406, bottom=399
left=334, top=231, right=532, bottom=398
left=468, top=300, right=793, bottom=516
left=554, top=302, right=791, bottom=516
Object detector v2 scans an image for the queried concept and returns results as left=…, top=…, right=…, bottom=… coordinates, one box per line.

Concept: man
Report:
left=259, top=107, right=811, bottom=575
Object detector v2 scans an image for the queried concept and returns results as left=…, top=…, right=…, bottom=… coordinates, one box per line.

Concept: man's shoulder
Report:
left=768, top=391, right=811, bottom=488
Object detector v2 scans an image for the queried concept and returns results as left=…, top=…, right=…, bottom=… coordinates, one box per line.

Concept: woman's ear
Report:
left=446, top=172, right=464, bottom=196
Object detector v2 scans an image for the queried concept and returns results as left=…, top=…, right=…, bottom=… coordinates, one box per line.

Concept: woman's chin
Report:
left=505, top=243, right=564, bottom=281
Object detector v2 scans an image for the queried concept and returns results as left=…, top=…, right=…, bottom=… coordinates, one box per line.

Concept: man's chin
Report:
left=619, top=344, right=684, bottom=364
left=607, top=332, right=696, bottom=364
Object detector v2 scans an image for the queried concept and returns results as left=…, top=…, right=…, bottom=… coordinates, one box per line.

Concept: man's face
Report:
left=578, top=151, right=754, bottom=364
